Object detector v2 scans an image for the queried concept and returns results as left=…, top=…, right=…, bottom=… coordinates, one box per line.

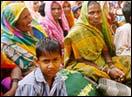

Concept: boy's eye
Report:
left=53, top=58, right=58, bottom=62
left=43, top=60, right=50, bottom=63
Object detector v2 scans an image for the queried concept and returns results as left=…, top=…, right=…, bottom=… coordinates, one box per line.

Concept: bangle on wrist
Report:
left=101, top=66, right=107, bottom=71
left=101, top=66, right=110, bottom=75
left=107, top=68, right=110, bottom=74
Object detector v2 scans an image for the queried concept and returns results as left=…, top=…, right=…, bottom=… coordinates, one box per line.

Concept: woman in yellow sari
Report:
left=64, top=1, right=131, bottom=83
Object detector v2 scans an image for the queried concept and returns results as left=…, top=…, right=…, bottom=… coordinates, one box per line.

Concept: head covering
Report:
left=60, top=1, right=75, bottom=28
left=40, top=1, right=69, bottom=46
left=24, top=1, right=41, bottom=11
left=1, top=1, right=12, bottom=11
left=1, top=3, right=26, bottom=27
left=1, top=3, right=47, bottom=69
left=72, top=5, right=81, bottom=13
left=1, top=3, right=37, bottom=49
left=64, top=1, right=115, bottom=67
left=77, top=1, right=115, bottom=56
left=24, top=1, right=42, bottom=22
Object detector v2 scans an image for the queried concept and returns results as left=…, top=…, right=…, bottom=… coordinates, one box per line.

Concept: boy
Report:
left=15, top=38, right=67, bottom=96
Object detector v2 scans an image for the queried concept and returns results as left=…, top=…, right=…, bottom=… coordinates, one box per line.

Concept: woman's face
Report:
left=15, top=8, right=32, bottom=32
left=87, top=2, right=102, bottom=27
left=63, top=2, right=71, bottom=15
left=33, top=1, right=41, bottom=12
left=51, top=2, right=62, bottom=21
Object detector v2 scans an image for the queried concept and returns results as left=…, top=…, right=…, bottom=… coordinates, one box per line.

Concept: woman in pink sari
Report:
left=40, top=1, right=69, bottom=48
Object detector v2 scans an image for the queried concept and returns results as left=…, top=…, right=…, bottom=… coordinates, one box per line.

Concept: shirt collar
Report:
left=34, top=67, right=63, bottom=84
left=34, top=68, right=47, bottom=84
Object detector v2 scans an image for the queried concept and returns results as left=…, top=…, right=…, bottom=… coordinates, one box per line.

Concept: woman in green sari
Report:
left=1, top=3, right=47, bottom=96
left=64, top=1, right=131, bottom=83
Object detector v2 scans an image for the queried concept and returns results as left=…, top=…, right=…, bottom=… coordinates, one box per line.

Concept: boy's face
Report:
left=37, top=52, right=62, bottom=79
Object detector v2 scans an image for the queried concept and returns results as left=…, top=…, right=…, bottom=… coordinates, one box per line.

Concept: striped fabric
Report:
left=1, top=3, right=47, bottom=70
left=15, top=68, right=67, bottom=96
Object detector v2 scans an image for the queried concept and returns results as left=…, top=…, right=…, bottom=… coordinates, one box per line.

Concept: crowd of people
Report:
left=1, top=1, right=131, bottom=96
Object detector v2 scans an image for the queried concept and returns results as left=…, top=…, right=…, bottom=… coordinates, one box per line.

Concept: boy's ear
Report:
left=33, top=58, right=39, bottom=67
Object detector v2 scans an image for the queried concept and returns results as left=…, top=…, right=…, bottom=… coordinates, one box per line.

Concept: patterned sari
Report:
left=1, top=3, right=47, bottom=70
left=40, top=1, right=69, bottom=47
left=64, top=1, right=131, bottom=81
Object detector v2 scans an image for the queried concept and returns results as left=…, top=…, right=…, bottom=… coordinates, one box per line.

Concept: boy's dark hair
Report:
left=122, top=1, right=131, bottom=23
left=36, top=38, right=62, bottom=58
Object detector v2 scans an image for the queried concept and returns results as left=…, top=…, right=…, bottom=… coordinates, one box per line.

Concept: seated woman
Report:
left=40, top=1, right=69, bottom=49
left=64, top=1, right=131, bottom=84
left=1, top=3, right=47, bottom=96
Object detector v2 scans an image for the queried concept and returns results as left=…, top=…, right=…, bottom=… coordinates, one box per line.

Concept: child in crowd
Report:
left=72, top=5, right=81, bottom=20
left=15, top=38, right=67, bottom=96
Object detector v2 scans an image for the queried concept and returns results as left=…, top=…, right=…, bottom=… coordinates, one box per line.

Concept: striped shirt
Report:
left=15, top=68, right=67, bottom=96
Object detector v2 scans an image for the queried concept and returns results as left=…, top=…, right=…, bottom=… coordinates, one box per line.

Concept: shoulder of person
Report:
left=116, top=23, right=131, bottom=33
left=18, top=69, right=37, bottom=86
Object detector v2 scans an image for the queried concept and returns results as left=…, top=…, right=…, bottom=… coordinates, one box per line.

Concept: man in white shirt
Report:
left=114, top=1, right=131, bottom=56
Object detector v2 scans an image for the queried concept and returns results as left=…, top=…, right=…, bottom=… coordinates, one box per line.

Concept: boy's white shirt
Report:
left=15, top=67, right=67, bottom=96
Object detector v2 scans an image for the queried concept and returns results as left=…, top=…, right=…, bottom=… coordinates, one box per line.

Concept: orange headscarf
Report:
left=61, top=1, right=75, bottom=28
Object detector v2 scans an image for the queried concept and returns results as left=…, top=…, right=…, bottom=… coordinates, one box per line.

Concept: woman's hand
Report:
left=4, top=66, right=23, bottom=96
left=109, top=67, right=125, bottom=82
left=11, top=66, right=22, bottom=80
left=3, top=80, right=19, bottom=96
left=3, top=90, right=14, bottom=96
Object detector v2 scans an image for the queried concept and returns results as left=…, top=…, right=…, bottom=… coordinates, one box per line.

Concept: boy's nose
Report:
left=48, top=62, right=54, bottom=69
